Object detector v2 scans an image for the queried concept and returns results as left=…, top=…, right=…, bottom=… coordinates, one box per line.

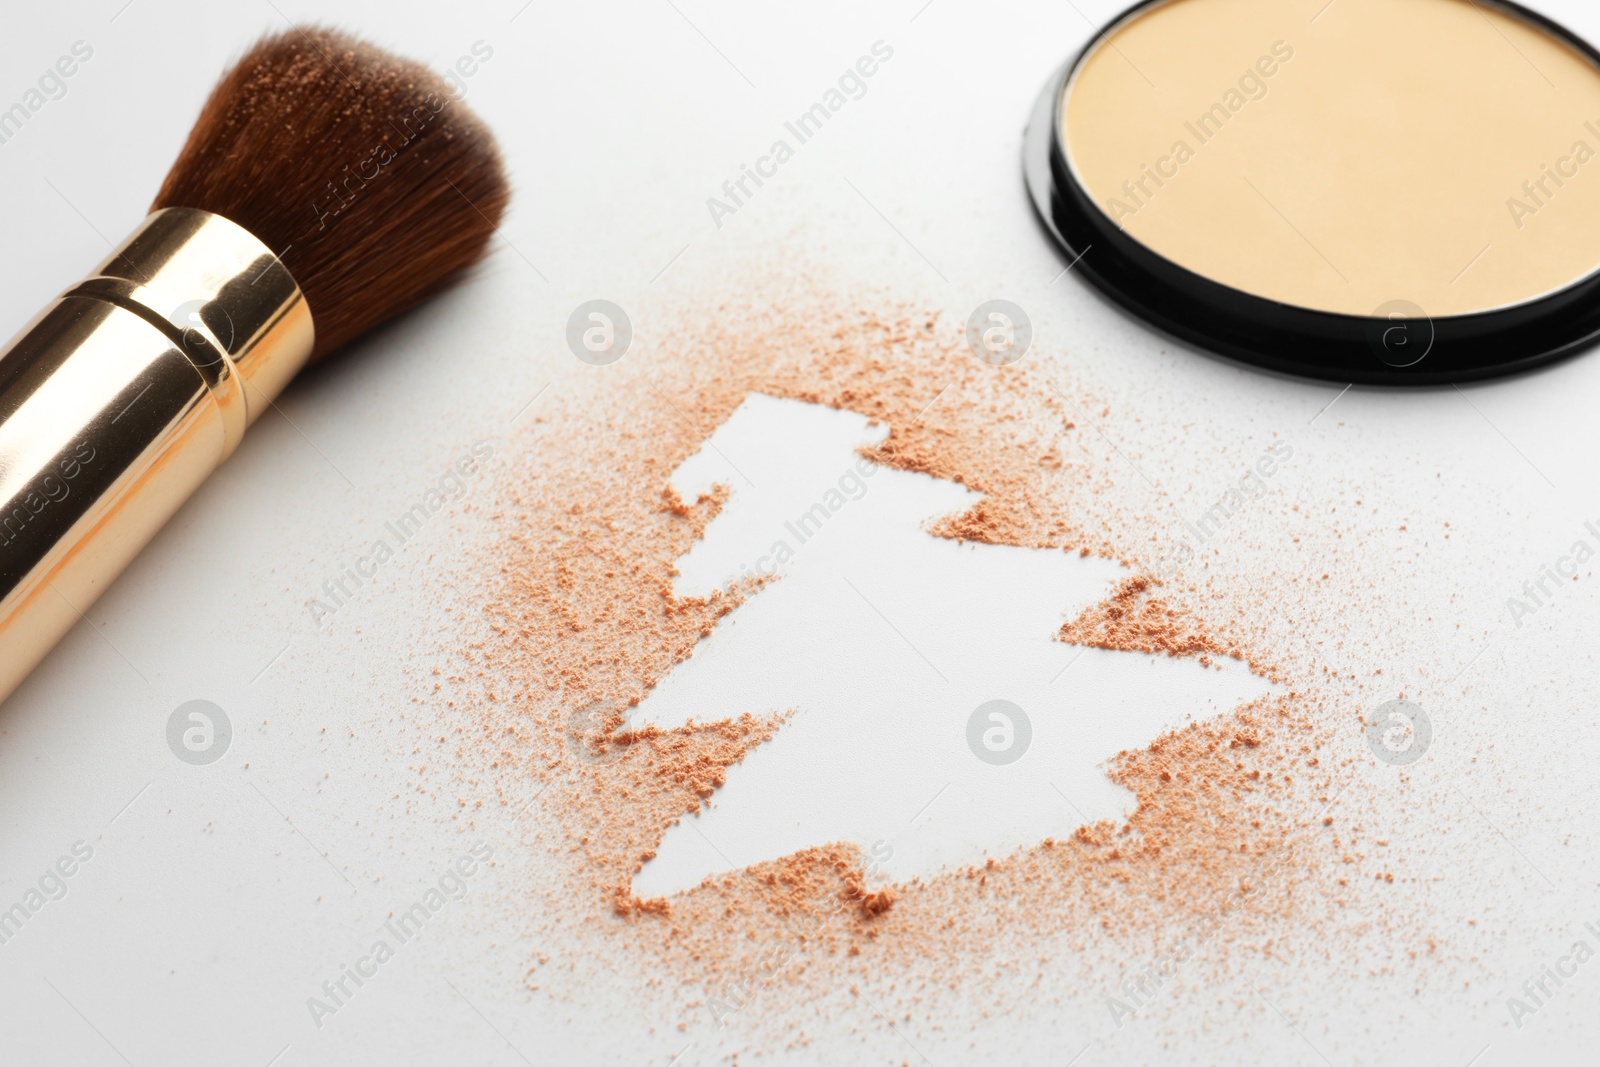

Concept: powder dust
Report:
left=422, top=278, right=1423, bottom=1049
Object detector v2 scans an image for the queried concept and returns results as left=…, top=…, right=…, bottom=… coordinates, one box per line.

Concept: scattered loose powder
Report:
left=415, top=279, right=1431, bottom=1053
left=1059, top=574, right=1269, bottom=675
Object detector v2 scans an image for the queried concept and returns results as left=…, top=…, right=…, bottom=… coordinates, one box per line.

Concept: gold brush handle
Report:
left=0, top=208, right=313, bottom=704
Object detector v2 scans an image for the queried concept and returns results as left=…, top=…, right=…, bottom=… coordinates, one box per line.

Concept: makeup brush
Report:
left=0, top=26, right=510, bottom=704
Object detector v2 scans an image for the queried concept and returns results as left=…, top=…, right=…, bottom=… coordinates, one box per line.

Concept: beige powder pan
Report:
left=1023, top=0, right=1600, bottom=382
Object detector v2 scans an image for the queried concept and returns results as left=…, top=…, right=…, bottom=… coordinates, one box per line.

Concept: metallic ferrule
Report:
left=0, top=207, right=314, bottom=704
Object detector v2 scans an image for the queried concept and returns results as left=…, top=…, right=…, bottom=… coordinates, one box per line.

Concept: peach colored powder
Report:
left=423, top=283, right=1405, bottom=1049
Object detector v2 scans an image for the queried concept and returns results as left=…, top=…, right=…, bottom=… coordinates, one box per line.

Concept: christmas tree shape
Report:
left=630, top=394, right=1274, bottom=896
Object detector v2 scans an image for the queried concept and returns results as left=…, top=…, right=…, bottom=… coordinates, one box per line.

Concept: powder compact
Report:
left=1025, top=0, right=1600, bottom=383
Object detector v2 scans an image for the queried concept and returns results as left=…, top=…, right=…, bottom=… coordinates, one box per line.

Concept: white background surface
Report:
left=3, top=1, right=1600, bottom=1064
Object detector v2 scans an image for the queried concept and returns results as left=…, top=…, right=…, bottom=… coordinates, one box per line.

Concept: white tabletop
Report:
left=3, top=1, right=1599, bottom=1064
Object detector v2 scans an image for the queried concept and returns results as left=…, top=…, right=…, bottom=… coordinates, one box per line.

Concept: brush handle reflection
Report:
left=0, top=208, right=311, bottom=705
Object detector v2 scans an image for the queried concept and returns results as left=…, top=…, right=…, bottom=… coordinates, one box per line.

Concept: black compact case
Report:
left=1023, top=0, right=1600, bottom=384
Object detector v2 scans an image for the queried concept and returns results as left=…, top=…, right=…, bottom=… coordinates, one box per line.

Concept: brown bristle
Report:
left=152, top=26, right=509, bottom=361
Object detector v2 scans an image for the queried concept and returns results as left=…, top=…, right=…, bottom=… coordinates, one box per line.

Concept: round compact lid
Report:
left=1025, top=0, right=1600, bottom=383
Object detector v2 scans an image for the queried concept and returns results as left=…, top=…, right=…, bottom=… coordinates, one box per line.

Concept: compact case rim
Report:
left=1023, top=0, right=1600, bottom=385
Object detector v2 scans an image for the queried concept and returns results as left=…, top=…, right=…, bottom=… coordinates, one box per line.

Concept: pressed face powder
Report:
left=1062, top=0, right=1600, bottom=318
left=1025, top=0, right=1600, bottom=381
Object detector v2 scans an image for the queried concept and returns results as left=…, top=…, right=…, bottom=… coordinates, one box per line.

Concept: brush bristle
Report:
left=152, top=26, right=509, bottom=360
